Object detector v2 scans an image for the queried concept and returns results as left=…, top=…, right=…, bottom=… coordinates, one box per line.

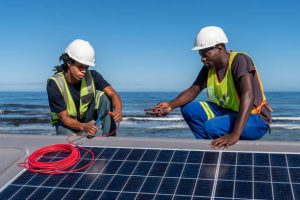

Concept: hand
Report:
left=210, top=133, right=240, bottom=150
left=110, top=110, right=122, bottom=122
left=154, top=102, right=172, bottom=116
left=83, top=120, right=98, bottom=135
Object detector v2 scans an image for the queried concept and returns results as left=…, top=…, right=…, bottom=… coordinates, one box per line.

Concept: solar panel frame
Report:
left=1, top=146, right=300, bottom=200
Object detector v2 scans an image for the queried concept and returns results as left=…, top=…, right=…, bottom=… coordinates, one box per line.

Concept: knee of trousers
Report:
left=180, top=102, right=207, bottom=121
left=204, top=120, right=222, bottom=138
left=95, top=92, right=111, bottom=108
left=100, top=93, right=110, bottom=104
left=180, top=102, right=197, bottom=119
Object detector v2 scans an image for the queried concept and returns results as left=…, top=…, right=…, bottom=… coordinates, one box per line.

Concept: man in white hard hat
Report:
left=153, top=26, right=272, bottom=149
left=47, top=39, right=122, bottom=136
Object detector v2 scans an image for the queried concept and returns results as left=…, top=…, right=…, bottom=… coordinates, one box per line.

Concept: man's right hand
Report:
left=83, top=120, right=98, bottom=135
left=155, top=102, right=173, bottom=116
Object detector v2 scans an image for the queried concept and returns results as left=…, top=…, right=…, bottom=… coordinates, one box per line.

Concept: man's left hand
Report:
left=110, top=110, right=122, bottom=122
left=211, top=133, right=240, bottom=150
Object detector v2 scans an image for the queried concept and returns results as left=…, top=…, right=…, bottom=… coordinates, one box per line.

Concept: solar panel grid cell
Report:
left=1, top=147, right=300, bottom=200
left=9, top=149, right=85, bottom=200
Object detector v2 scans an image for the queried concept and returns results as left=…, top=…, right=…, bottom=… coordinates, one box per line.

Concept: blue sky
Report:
left=0, top=0, right=299, bottom=92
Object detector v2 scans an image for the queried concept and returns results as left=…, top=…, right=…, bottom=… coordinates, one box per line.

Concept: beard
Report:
left=203, top=62, right=213, bottom=69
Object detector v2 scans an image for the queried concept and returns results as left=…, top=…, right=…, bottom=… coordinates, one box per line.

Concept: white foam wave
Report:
left=123, top=116, right=300, bottom=123
left=123, top=116, right=184, bottom=121
left=273, top=117, right=300, bottom=121
left=271, top=124, right=300, bottom=130
left=150, top=124, right=189, bottom=129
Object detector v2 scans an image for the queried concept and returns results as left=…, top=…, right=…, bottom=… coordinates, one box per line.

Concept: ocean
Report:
left=0, top=91, right=300, bottom=141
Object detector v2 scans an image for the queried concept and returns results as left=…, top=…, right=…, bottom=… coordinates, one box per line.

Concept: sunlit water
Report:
left=0, top=91, right=300, bottom=141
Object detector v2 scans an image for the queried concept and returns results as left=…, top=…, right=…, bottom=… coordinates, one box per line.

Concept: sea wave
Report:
left=0, top=110, right=49, bottom=115
left=1, top=117, right=49, bottom=126
left=1, top=103, right=49, bottom=109
left=149, top=124, right=188, bottom=129
left=1, top=112, right=300, bottom=132
left=124, top=115, right=300, bottom=122
left=123, top=115, right=184, bottom=122
left=271, top=124, right=300, bottom=130
left=273, top=117, right=300, bottom=121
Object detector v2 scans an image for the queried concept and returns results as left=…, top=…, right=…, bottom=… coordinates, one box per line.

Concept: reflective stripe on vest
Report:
left=206, top=51, right=271, bottom=115
left=49, top=71, right=95, bottom=125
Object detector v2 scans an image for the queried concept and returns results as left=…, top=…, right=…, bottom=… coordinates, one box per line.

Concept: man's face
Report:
left=69, top=61, right=89, bottom=81
left=199, top=46, right=219, bottom=68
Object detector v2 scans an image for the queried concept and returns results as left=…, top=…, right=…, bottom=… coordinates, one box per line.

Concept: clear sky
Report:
left=0, top=0, right=299, bottom=92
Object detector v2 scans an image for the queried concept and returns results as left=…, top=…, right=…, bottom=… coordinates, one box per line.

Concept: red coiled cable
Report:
left=18, top=118, right=120, bottom=174
left=17, top=143, right=94, bottom=174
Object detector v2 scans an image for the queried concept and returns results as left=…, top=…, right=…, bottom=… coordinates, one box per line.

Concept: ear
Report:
left=216, top=46, right=222, bottom=55
left=217, top=45, right=224, bottom=51
left=216, top=45, right=225, bottom=55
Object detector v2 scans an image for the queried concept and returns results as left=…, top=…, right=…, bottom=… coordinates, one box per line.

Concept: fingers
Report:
left=84, top=121, right=98, bottom=134
left=108, top=111, right=122, bottom=122
left=145, top=111, right=160, bottom=115
left=146, top=102, right=171, bottom=117
left=211, top=138, right=227, bottom=150
left=152, top=109, right=168, bottom=116
left=156, top=102, right=168, bottom=109
left=156, top=102, right=164, bottom=108
left=211, top=138, right=233, bottom=150
left=88, top=125, right=98, bottom=135
left=112, top=111, right=122, bottom=122
left=224, top=143, right=230, bottom=150
left=145, top=107, right=168, bottom=116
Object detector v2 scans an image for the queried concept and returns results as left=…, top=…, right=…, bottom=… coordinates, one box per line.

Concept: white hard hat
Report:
left=192, top=26, right=228, bottom=51
left=65, top=39, right=96, bottom=66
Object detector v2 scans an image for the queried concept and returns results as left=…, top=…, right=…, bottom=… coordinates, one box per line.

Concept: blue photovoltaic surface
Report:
left=0, top=147, right=300, bottom=200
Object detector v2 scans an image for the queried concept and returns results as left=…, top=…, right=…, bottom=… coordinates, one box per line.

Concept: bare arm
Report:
left=231, top=74, right=255, bottom=135
left=169, top=84, right=202, bottom=109
left=57, top=110, right=97, bottom=134
left=155, top=84, right=202, bottom=115
left=103, top=86, right=123, bottom=122
left=211, top=73, right=255, bottom=149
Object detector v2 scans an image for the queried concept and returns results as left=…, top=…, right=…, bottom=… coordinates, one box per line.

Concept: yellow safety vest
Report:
left=49, top=71, right=96, bottom=125
left=204, top=51, right=271, bottom=120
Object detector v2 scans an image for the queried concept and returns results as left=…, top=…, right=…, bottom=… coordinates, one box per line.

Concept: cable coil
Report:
left=18, top=144, right=94, bottom=174
left=18, top=113, right=119, bottom=174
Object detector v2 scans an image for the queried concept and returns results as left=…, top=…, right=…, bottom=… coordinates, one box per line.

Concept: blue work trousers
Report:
left=180, top=101, right=269, bottom=140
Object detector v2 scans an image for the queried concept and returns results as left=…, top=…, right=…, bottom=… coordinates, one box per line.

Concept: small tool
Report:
left=86, top=110, right=108, bottom=139
left=144, top=107, right=167, bottom=115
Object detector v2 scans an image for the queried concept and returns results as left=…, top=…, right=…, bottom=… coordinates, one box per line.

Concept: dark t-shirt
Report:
left=193, top=53, right=272, bottom=124
left=47, top=70, right=110, bottom=114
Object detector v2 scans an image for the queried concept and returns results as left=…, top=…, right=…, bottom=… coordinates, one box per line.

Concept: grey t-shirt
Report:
left=193, top=53, right=272, bottom=124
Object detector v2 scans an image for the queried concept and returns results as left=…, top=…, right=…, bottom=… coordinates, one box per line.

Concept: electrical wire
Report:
left=18, top=113, right=120, bottom=174
left=18, top=143, right=94, bottom=174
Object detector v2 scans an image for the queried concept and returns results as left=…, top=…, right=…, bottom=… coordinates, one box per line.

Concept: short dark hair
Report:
left=53, top=53, right=76, bottom=73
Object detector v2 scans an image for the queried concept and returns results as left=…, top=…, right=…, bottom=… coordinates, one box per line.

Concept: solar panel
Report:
left=1, top=147, right=300, bottom=199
